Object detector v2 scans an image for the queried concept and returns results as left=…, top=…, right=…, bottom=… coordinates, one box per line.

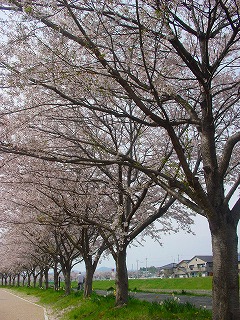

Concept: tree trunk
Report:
left=211, top=219, right=240, bottom=320
left=27, top=273, right=31, bottom=287
left=44, top=267, right=49, bottom=289
left=84, top=261, right=95, bottom=297
left=17, top=274, right=20, bottom=287
left=39, top=270, right=43, bottom=288
left=63, top=268, right=71, bottom=295
left=53, top=263, right=59, bottom=291
left=33, top=275, right=38, bottom=288
left=115, top=247, right=128, bottom=306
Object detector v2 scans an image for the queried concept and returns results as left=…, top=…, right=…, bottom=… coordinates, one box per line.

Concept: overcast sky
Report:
left=75, top=212, right=240, bottom=272
left=96, top=190, right=240, bottom=271
left=101, top=214, right=213, bottom=270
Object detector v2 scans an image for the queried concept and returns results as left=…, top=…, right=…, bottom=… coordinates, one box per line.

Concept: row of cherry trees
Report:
left=0, top=1, right=239, bottom=319
left=0, top=147, right=188, bottom=300
left=0, top=227, right=55, bottom=289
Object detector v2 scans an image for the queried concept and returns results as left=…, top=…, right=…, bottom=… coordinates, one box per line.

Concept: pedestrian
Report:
left=77, top=272, right=84, bottom=290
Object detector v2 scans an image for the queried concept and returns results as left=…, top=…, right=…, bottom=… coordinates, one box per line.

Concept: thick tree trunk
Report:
left=211, top=219, right=240, bottom=320
left=44, top=267, right=49, bottom=289
left=84, top=262, right=95, bottom=297
left=63, top=268, right=72, bottom=295
left=33, top=275, right=38, bottom=288
left=53, top=264, right=59, bottom=291
left=115, top=247, right=128, bottom=306
left=27, top=273, right=31, bottom=287
left=39, top=270, right=43, bottom=288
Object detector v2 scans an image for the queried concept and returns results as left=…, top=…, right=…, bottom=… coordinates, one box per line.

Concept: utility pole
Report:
left=136, top=260, right=139, bottom=279
left=146, top=258, right=148, bottom=278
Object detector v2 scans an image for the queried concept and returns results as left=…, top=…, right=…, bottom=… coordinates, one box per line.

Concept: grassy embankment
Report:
left=92, top=276, right=213, bottom=293
left=0, top=277, right=212, bottom=319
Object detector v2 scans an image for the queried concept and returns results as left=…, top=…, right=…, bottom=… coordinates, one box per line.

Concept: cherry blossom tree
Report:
left=0, top=1, right=239, bottom=318
left=0, top=63, right=194, bottom=303
left=0, top=130, right=191, bottom=304
left=26, top=124, right=191, bottom=305
left=0, top=226, right=51, bottom=288
left=0, top=155, right=110, bottom=295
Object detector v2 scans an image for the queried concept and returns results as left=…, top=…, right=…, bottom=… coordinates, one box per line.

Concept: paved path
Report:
left=130, top=291, right=212, bottom=310
left=95, top=290, right=212, bottom=310
left=0, top=289, right=48, bottom=320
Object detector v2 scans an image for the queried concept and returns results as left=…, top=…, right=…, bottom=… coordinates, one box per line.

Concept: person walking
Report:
left=77, top=272, right=84, bottom=290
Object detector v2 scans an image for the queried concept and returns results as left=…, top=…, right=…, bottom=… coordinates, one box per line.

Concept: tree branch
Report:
left=231, top=197, right=240, bottom=223
left=219, top=132, right=240, bottom=178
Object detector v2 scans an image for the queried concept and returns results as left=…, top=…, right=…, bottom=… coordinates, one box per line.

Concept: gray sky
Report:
left=101, top=215, right=213, bottom=270
left=97, top=190, right=240, bottom=270
left=75, top=213, right=239, bottom=271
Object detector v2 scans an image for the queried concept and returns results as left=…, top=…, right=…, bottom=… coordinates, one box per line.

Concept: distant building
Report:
left=157, top=263, right=177, bottom=278
left=186, top=255, right=213, bottom=277
left=158, top=256, right=213, bottom=278
left=173, top=260, right=190, bottom=278
left=158, top=254, right=240, bottom=279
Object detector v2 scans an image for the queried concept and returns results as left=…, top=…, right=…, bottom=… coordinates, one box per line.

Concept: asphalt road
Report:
left=0, top=289, right=48, bottom=320
left=130, top=291, right=212, bottom=310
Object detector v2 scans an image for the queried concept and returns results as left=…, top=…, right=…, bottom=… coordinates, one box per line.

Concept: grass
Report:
left=1, top=285, right=211, bottom=320
left=91, top=276, right=213, bottom=292
left=62, top=293, right=211, bottom=320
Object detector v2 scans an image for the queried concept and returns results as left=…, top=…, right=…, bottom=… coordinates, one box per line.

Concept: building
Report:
left=173, top=260, right=190, bottom=278
left=186, top=255, right=213, bottom=277
left=157, top=263, right=177, bottom=278
left=159, top=254, right=240, bottom=278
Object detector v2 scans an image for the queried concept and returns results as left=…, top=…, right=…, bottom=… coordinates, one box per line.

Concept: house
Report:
left=160, top=254, right=240, bottom=278
left=173, top=260, right=190, bottom=278
left=167, top=253, right=240, bottom=278
left=157, top=263, right=177, bottom=278
left=187, top=255, right=213, bottom=277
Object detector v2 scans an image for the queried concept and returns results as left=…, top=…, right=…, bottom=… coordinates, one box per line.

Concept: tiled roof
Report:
left=177, top=259, right=190, bottom=265
left=158, top=263, right=177, bottom=270
left=190, top=255, right=213, bottom=263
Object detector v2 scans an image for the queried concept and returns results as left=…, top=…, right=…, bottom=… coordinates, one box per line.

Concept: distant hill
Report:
left=96, top=267, right=113, bottom=272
